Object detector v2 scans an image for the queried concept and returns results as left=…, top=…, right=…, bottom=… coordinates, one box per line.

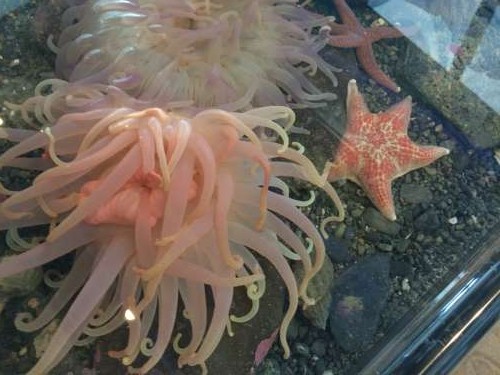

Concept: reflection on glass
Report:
left=369, top=0, right=482, bottom=70
left=462, top=7, right=500, bottom=113
left=0, top=0, right=26, bottom=17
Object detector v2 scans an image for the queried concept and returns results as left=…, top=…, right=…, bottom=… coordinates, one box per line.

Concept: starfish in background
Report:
left=328, top=80, right=449, bottom=220
left=327, top=0, right=404, bottom=92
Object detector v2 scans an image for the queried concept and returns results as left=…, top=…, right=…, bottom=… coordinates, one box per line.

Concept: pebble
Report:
left=294, top=342, right=310, bottom=357
left=311, top=339, right=327, bottom=357
left=413, top=209, right=441, bottom=233
left=351, top=208, right=364, bottom=218
left=362, top=207, right=401, bottom=235
left=394, top=238, right=411, bottom=253
left=314, top=359, right=326, bottom=374
left=259, top=358, right=281, bottom=375
left=401, top=278, right=411, bottom=291
left=453, top=152, right=471, bottom=171
left=376, top=242, right=393, bottom=252
left=334, top=222, right=346, bottom=238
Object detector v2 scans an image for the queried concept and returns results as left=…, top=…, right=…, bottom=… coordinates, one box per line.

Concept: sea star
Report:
left=327, top=0, right=404, bottom=92
left=328, top=80, right=449, bottom=221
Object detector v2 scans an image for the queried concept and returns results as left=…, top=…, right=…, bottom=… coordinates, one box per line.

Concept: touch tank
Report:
left=0, top=1, right=498, bottom=374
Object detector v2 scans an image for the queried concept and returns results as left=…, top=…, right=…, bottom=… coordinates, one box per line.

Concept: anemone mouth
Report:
left=52, top=0, right=340, bottom=110
left=0, top=102, right=343, bottom=374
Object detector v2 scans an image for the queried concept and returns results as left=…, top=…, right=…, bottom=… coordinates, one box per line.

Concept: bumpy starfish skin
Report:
left=328, top=80, right=449, bottom=220
left=328, top=0, right=403, bottom=92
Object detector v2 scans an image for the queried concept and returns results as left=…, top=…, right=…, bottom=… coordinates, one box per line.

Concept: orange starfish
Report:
left=328, top=80, right=449, bottom=221
left=327, top=0, right=403, bottom=92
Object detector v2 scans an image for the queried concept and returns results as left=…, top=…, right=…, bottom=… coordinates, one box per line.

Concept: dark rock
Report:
left=294, top=342, right=310, bottom=357
left=394, top=238, right=412, bottom=253
left=0, top=265, right=42, bottom=300
left=298, top=325, right=309, bottom=340
left=376, top=242, right=394, bottom=252
left=325, top=237, right=353, bottom=263
left=311, top=339, right=327, bottom=357
left=452, top=152, right=471, bottom=171
left=258, top=357, right=281, bottom=375
left=413, top=208, right=441, bottom=233
left=328, top=255, right=391, bottom=352
left=286, top=318, right=299, bottom=342
left=314, top=358, right=327, bottom=375
left=300, top=255, right=335, bottom=330
left=343, top=226, right=357, bottom=241
left=363, top=207, right=401, bottom=235
left=390, top=260, right=414, bottom=278
left=399, top=183, right=433, bottom=205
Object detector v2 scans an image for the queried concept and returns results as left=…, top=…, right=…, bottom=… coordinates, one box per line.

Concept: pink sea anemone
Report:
left=0, top=97, right=343, bottom=374
left=52, top=0, right=339, bottom=109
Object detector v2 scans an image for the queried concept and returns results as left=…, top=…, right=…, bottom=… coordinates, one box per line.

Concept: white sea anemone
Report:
left=0, top=97, right=343, bottom=374
left=53, top=0, right=339, bottom=110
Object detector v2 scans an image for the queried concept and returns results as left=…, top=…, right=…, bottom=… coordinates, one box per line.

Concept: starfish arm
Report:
left=327, top=141, right=361, bottom=182
left=327, top=22, right=350, bottom=35
left=367, top=26, right=403, bottom=42
left=346, top=80, right=370, bottom=124
left=360, top=172, right=397, bottom=221
left=333, top=0, right=363, bottom=29
left=408, top=145, right=450, bottom=170
left=328, top=32, right=364, bottom=48
left=355, top=44, right=400, bottom=92
left=380, top=96, right=412, bottom=133
left=390, top=141, right=449, bottom=179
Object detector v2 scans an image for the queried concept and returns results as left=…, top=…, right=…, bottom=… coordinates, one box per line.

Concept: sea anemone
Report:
left=52, top=0, right=339, bottom=109
left=0, top=96, right=343, bottom=374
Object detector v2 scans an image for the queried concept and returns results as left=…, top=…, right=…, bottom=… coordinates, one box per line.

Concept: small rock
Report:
left=351, top=208, right=364, bottom=218
left=390, top=260, right=414, bottom=278
left=301, top=255, right=335, bottom=330
left=453, top=152, right=471, bottom=171
left=294, top=342, right=310, bottom=357
left=376, top=242, right=393, bottom=252
left=0, top=262, right=42, bottom=299
left=314, top=358, right=326, bottom=374
left=363, top=207, right=401, bottom=235
left=394, top=238, right=411, bottom=253
left=401, top=278, right=411, bottom=291
left=325, top=237, right=352, bottom=263
left=258, top=357, right=281, bottom=375
left=311, top=339, right=327, bottom=357
left=334, top=223, right=346, bottom=238
left=413, top=209, right=441, bottom=233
